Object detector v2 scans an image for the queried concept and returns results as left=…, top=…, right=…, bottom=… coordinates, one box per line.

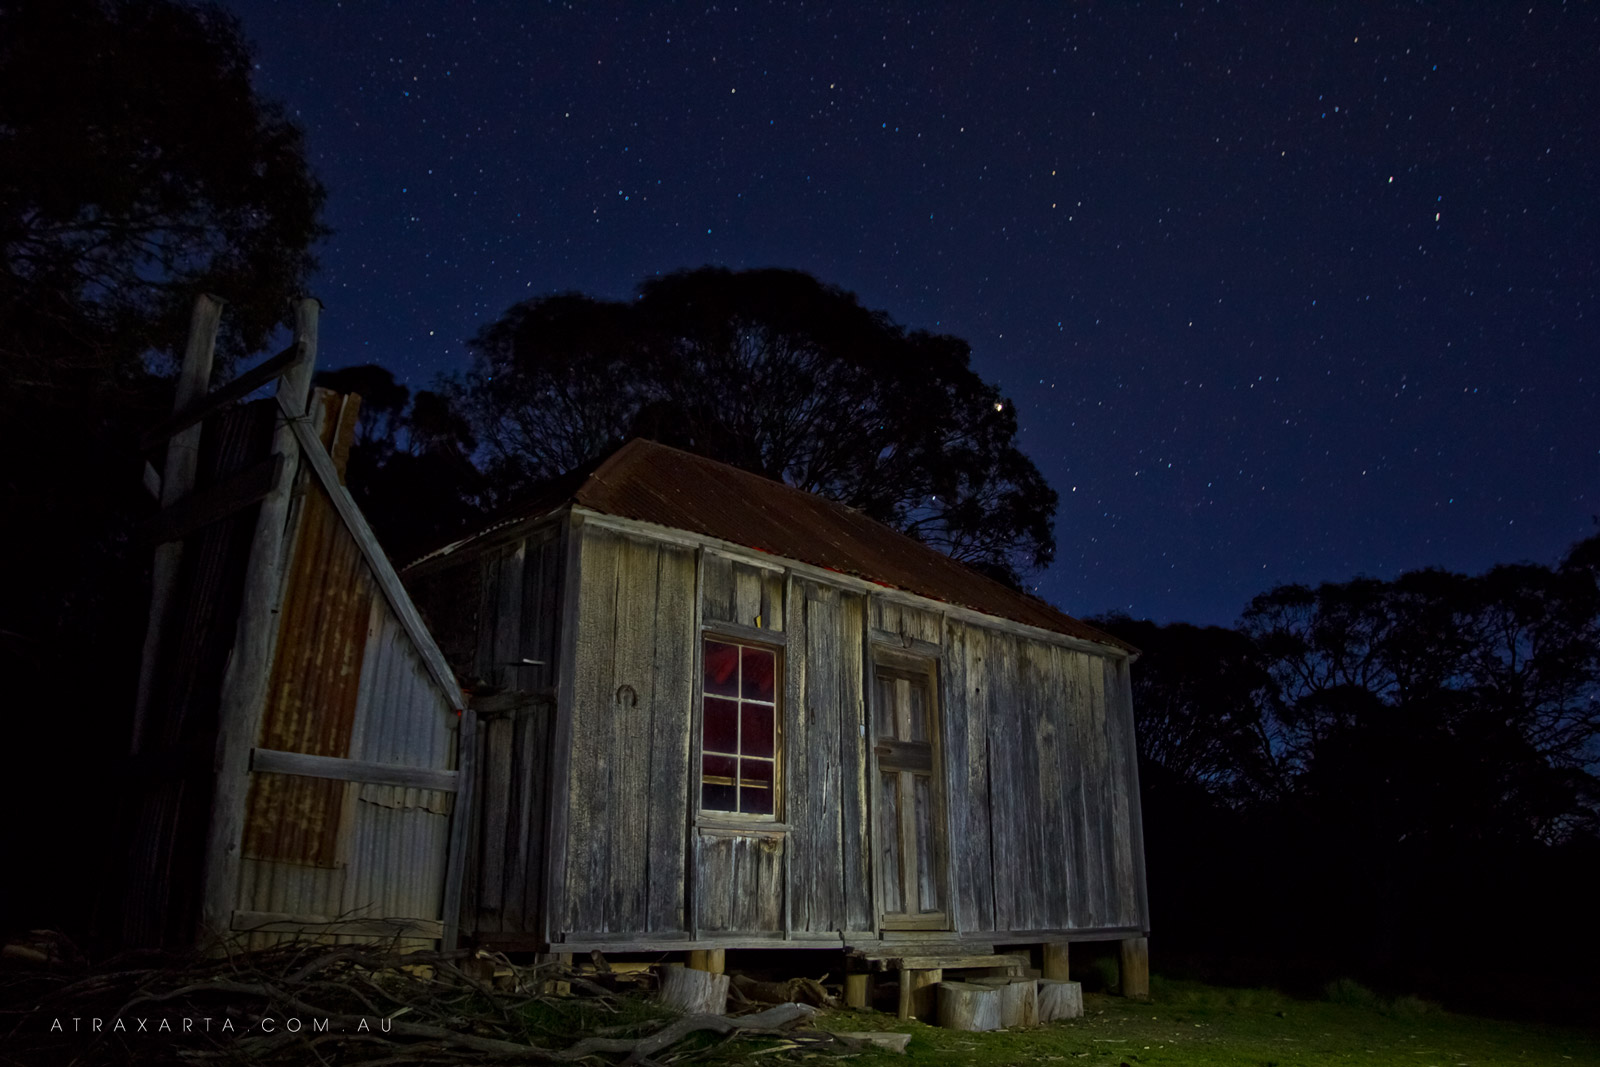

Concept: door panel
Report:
left=874, top=664, right=949, bottom=930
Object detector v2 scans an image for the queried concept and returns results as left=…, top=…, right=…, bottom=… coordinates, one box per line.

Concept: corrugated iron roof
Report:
left=417, top=439, right=1134, bottom=653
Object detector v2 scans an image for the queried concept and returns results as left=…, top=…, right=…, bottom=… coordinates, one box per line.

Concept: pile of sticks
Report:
left=0, top=938, right=858, bottom=1066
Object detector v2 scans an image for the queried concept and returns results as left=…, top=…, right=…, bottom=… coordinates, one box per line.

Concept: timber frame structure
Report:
left=404, top=439, right=1151, bottom=980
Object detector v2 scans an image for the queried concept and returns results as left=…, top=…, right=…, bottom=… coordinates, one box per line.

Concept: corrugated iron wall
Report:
left=235, top=391, right=460, bottom=948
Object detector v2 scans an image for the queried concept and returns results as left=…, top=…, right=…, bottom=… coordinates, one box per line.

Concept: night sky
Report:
left=224, top=1, right=1598, bottom=626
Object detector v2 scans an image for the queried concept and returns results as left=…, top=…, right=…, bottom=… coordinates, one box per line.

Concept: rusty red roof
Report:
left=421, top=439, right=1133, bottom=653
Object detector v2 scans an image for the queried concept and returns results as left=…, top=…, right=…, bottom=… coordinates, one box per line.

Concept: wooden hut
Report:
left=405, top=439, right=1150, bottom=989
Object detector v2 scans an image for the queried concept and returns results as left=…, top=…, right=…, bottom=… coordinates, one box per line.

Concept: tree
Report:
left=0, top=0, right=326, bottom=389
left=461, top=267, right=1057, bottom=586
left=1239, top=541, right=1600, bottom=844
left=1090, top=615, right=1281, bottom=804
left=0, top=0, right=326, bottom=935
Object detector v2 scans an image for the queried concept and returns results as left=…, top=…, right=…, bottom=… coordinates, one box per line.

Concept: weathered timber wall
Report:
left=786, top=579, right=874, bottom=936
left=409, top=523, right=563, bottom=940
left=941, top=619, right=1144, bottom=935
left=561, top=526, right=697, bottom=937
left=440, top=516, right=1147, bottom=948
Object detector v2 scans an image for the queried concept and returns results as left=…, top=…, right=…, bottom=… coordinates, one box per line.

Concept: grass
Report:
left=805, top=976, right=1600, bottom=1067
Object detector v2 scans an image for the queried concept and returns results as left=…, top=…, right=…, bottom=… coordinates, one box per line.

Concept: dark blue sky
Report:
left=226, top=1, right=1597, bottom=625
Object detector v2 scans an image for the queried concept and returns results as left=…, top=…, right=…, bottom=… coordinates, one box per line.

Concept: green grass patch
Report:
left=810, top=976, right=1600, bottom=1067
left=517, top=989, right=677, bottom=1046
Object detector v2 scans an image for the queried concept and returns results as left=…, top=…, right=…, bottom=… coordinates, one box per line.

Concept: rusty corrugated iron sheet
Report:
left=243, top=392, right=371, bottom=868
left=416, top=439, right=1133, bottom=653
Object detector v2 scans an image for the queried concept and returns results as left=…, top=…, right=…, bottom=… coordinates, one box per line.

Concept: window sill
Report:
left=696, top=816, right=790, bottom=837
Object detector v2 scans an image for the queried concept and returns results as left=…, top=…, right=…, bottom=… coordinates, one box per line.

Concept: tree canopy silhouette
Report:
left=1, top=0, right=327, bottom=394
left=461, top=267, right=1058, bottom=586
left=0, top=0, right=325, bottom=934
left=1093, top=533, right=1600, bottom=1014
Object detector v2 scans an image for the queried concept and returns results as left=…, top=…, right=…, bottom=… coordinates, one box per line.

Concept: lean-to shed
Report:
left=124, top=298, right=466, bottom=951
left=405, top=439, right=1150, bottom=972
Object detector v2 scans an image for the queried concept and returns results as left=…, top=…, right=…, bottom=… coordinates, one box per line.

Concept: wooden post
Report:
left=1120, top=936, right=1150, bottom=999
left=131, top=293, right=223, bottom=754
left=1042, top=942, right=1070, bottom=981
left=687, top=948, right=726, bottom=974
left=844, top=973, right=872, bottom=1010
left=440, top=707, right=478, bottom=950
left=196, top=298, right=319, bottom=947
left=897, top=966, right=941, bottom=1022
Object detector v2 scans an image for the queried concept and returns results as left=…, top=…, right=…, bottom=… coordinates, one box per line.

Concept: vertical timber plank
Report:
left=565, top=527, right=620, bottom=934
left=541, top=511, right=584, bottom=947
left=133, top=292, right=222, bottom=754
left=646, top=544, right=694, bottom=933
left=199, top=297, right=317, bottom=946
left=441, top=707, right=478, bottom=948
left=840, top=590, right=872, bottom=933
left=608, top=536, right=659, bottom=932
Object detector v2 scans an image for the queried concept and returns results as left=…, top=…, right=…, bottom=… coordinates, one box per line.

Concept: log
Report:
left=1038, top=979, right=1083, bottom=1022
left=660, top=965, right=729, bottom=1014
left=844, top=973, right=871, bottom=1009
left=972, top=976, right=1038, bottom=1027
left=731, top=973, right=833, bottom=1007
left=1042, top=942, right=1070, bottom=981
left=835, top=1031, right=911, bottom=1053
left=937, top=980, right=1002, bottom=1032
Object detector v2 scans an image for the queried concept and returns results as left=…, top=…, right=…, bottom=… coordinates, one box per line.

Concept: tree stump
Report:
left=660, top=965, right=729, bottom=1014
left=937, top=980, right=1002, bottom=1032
left=1038, top=979, right=1083, bottom=1022
left=1042, top=942, right=1070, bottom=981
left=972, top=976, right=1038, bottom=1027
left=844, top=973, right=872, bottom=1009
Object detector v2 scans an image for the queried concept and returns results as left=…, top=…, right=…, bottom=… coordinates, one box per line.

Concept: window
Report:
left=700, top=638, right=779, bottom=816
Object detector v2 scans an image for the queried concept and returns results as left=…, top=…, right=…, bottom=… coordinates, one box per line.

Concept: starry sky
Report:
left=223, top=0, right=1598, bottom=626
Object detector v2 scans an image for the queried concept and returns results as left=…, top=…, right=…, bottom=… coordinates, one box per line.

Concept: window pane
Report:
left=741, top=646, right=775, bottom=701
left=914, top=773, right=940, bottom=912
left=908, top=682, right=928, bottom=743
left=702, top=753, right=737, bottom=812
left=878, top=771, right=902, bottom=914
left=703, top=697, right=738, bottom=753
left=703, top=641, right=740, bottom=697
left=874, top=677, right=896, bottom=739
left=740, top=702, right=774, bottom=757
left=740, top=758, right=774, bottom=815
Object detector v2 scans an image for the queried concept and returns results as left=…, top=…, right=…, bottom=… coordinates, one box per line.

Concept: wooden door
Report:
left=873, top=664, right=949, bottom=930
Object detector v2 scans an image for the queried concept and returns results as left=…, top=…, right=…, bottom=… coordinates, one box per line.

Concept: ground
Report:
left=804, top=978, right=1600, bottom=1067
